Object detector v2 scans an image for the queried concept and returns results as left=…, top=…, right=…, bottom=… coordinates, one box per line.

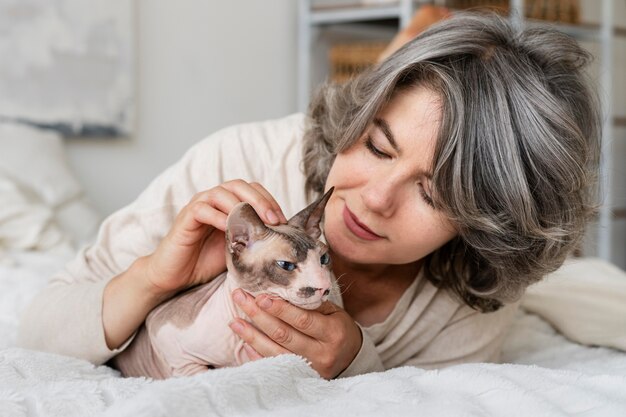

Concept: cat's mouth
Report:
left=290, top=299, right=324, bottom=310
left=254, top=291, right=324, bottom=310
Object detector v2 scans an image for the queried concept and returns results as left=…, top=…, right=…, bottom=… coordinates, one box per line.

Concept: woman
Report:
left=18, top=11, right=600, bottom=380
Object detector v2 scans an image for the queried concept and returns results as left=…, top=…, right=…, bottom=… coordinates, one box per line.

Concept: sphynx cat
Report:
left=111, top=188, right=338, bottom=379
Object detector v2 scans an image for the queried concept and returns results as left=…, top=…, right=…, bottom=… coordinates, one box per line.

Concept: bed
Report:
left=1, top=123, right=625, bottom=417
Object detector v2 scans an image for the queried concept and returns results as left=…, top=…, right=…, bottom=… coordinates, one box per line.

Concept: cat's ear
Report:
left=226, top=203, right=269, bottom=255
left=288, top=187, right=334, bottom=239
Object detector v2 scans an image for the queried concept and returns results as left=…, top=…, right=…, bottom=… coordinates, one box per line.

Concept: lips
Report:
left=343, top=205, right=383, bottom=241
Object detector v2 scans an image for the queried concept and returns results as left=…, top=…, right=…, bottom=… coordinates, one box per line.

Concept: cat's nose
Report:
left=298, top=286, right=330, bottom=299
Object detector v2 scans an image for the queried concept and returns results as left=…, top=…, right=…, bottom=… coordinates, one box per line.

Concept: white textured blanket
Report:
left=2, top=250, right=626, bottom=417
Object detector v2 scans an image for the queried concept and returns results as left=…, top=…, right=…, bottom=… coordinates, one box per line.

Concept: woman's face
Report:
left=323, top=85, right=457, bottom=266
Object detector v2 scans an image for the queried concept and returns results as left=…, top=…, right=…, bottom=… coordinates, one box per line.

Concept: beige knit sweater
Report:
left=17, top=113, right=519, bottom=378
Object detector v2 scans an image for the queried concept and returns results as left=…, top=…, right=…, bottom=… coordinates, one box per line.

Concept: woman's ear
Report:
left=226, top=203, right=269, bottom=255
left=288, top=187, right=334, bottom=239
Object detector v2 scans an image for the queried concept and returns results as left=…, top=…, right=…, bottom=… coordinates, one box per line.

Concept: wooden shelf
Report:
left=311, top=3, right=404, bottom=25
left=311, top=3, right=626, bottom=40
left=613, top=208, right=626, bottom=220
left=524, top=19, right=626, bottom=40
left=524, top=19, right=604, bottom=41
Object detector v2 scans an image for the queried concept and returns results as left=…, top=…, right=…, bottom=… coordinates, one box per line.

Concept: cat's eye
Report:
left=276, top=260, right=296, bottom=271
left=320, top=253, right=330, bottom=265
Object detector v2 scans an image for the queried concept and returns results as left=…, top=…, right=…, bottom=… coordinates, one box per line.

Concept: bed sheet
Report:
left=1, top=250, right=625, bottom=417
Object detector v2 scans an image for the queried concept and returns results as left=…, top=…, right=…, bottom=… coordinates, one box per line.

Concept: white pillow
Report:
left=522, top=257, right=626, bottom=352
left=0, top=123, right=102, bottom=247
left=0, top=123, right=82, bottom=208
left=0, top=170, right=71, bottom=252
left=54, top=194, right=101, bottom=247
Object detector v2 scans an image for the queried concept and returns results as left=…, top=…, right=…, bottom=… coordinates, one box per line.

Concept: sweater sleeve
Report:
left=335, top=323, right=385, bottom=378
left=402, top=300, right=521, bottom=369
left=16, top=126, right=243, bottom=365
left=17, top=114, right=307, bottom=366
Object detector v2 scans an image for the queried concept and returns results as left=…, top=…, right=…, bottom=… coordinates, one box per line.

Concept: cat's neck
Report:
left=222, top=270, right=245, bottom=293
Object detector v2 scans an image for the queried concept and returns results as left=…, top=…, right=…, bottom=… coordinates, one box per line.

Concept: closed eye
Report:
left=276, top=260, right=296, bottom=271
left=419, top=184, right=435, bottom=208
left=365, top=136, right=391, bottom=159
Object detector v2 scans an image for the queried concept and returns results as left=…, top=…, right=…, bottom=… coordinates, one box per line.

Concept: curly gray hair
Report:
left=302, top=12, right=601, bottom=312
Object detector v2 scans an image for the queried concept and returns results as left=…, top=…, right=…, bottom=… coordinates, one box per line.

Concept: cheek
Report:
left=401, top=212, right=457, bottom=252
left=325, top=156, right=345, bottom=188
left=324, top=147, right=367, bottom=189
left=324, top=155, right=354, bottom=214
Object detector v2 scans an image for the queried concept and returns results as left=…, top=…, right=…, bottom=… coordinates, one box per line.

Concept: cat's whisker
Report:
left=335, top=273, right=355, bottom=296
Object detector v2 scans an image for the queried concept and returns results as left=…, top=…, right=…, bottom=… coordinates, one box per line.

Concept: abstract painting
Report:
left=0, top=0, right=134, bottom=137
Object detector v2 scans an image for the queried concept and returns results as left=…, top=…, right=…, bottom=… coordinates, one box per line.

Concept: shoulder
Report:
left=190, top=113, right=306, bottom=158
left=430, top=282, right=520, bottom=330
left=400, top=281, right=520, bottom=367
left=401, top=276, right=520, bottom=341
left=184, top=113, right=309, bottom=216
left=184, top=113, right=305, bottom=181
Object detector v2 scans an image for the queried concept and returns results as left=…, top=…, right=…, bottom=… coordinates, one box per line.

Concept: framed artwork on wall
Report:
left=0, top=0, right=135, bottom=137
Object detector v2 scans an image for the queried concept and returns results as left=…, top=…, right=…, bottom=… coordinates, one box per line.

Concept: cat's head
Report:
left=225, top=187, right=334, bottom=310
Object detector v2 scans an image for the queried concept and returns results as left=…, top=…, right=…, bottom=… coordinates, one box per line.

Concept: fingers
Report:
left=256, top=294, right=338, bottom=340
left=248, top=182, right=288, bottom=223
left=168, top=178, right=286, bottom=251
left=242, top=343, right=264, bottom=361
left=230, top=289, right=320, bottom=353
left=221, top=180, right=286, bottom=225
left=229, top=317, right=292, bottom=358
left=230, top=289, right=363, bottom=379
left=181, top=200, right=229, bottom=232
left=190, top=179, right=286, bottom=227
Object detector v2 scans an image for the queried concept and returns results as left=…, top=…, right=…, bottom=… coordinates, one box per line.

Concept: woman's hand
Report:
left=228, top=289, right=363, bottom=380
left=143, top=180, right=287, bottom=295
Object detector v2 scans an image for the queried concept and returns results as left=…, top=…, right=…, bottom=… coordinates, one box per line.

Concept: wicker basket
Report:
left=328, top=42, right=388, bottom=83
left=445, top=0, right=580, bottom=24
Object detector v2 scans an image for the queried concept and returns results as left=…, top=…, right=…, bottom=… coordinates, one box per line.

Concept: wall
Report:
left=62, top=0, right=625, bottom=267
left=64, top=0, right=298, bottom=217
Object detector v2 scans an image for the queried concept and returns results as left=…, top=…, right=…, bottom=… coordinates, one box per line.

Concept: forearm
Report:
left=16, top=279, right=124, bottom=364
left=102, top=256, right=176, bottom=350
left=17, top=255, right=175, bottom=364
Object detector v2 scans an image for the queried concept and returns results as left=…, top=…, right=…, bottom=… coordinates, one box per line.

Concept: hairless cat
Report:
left=111, top=188, right=338, bottom=379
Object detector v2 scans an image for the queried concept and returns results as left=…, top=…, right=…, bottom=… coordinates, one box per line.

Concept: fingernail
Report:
left=229, top=320, right=244, bottom=333
left=243, top=343, right=258, bottom=360
left=266, top=210, right=279, bottom=225
left=232, top=290, right=246, bottom=305
left=257, top=295, right=272, bottom=310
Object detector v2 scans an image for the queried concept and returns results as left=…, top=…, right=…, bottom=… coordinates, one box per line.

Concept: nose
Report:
left=298, top=286, right=331, bottom=299
left=360, top=175, right=399, bottom=217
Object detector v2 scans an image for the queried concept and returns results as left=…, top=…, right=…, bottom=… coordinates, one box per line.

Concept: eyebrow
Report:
left=374, top=117, right=433, bottom=180
left=373, top=118, right=400, bottom=154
